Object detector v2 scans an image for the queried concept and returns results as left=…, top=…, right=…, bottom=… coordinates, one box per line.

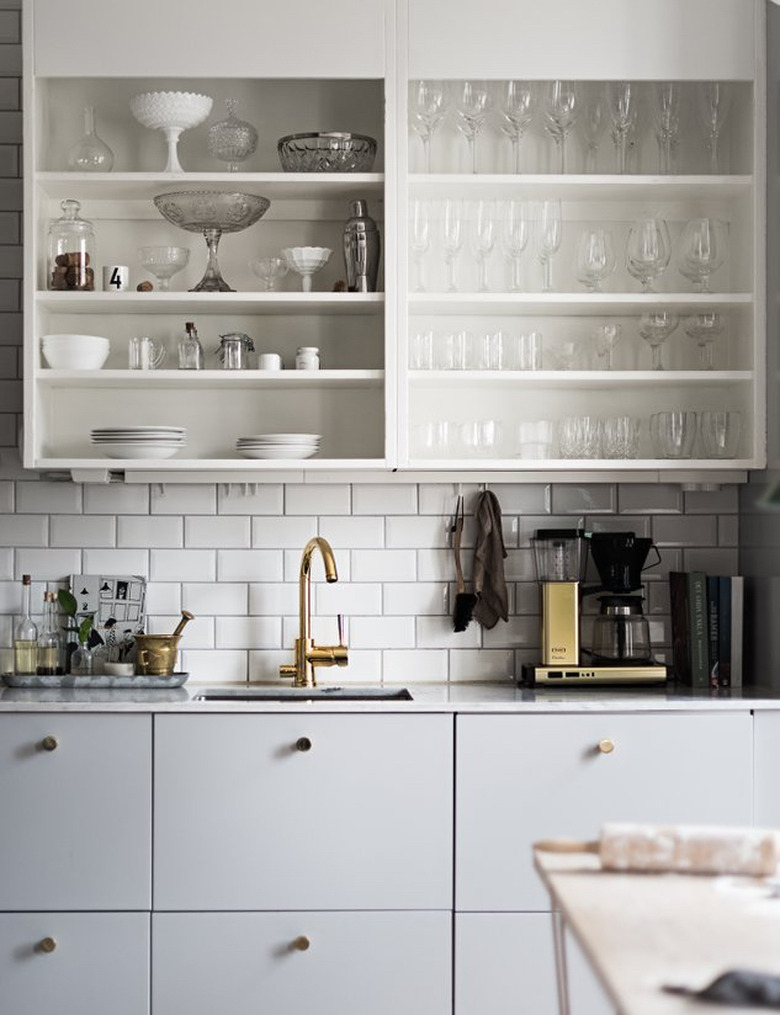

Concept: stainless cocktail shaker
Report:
left=342, top=199, right=380, bottom=292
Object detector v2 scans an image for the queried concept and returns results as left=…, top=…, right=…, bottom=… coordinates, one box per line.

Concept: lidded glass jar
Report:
left=47, top=199, right=95, bottom=291
left=207, top=99, right=258, bottom=172
left=295, top=346, right=320, bottom=370
left=217, top=332, right=254, bottom=369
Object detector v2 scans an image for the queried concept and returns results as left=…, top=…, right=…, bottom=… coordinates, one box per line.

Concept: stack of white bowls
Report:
left=91, top=426, right=187, bottom=460
left=236, top=433, right=321, bottom=460
left=42, top=334, right=110, bottom=370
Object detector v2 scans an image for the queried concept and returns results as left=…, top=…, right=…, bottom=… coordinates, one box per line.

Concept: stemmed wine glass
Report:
left=607, top=81, right=639, bottom=174
left=470, top=199, right=496, bottom=292
left=498, top=80, right=534, bottom=174
left=593, top=323, right=621, bottom=370
left=684, top=312, right=724, bottom=370
left=409, top=80, right=447, bottom=173
left=534, top=199, right=562, bottom=293
left=501, top=199, right=529, bottom=292
left=677, top=217, right=728, bottom=292
left=453, top=80, right=491, bottom=174
left=639, top=311, right=679, bottom=370
left=697, top=82, right=731, bottom=173
left=442, top=198, right=465, bottom=292
left=626, top=215, right=671, bottom=292
left=542, top=81, right=578, bottom=173
left=410, top=199, right=431, bottom=292
left=578, top=82, right=605, bottom=173
left=651, top=82, right=680, bottom=174
left=575, top=227, right=615, bottom=292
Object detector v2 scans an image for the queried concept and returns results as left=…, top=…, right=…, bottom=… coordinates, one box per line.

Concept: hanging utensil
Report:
left=452, top=495, right=477, bottom=632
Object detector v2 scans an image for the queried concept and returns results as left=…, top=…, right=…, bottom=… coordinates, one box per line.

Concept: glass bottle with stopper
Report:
left=14, top=574, right=38, bottom=675
left=37, top=591, right=64, bottom=675
left=179, top=320, right=205, bottom=370
left=68, top=105, right=115, bottom=172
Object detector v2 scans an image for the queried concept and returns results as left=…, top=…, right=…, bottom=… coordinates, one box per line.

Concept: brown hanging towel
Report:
left=452, top=494, right=477, bottom=632
left=471, top=489, right=509, bottom=629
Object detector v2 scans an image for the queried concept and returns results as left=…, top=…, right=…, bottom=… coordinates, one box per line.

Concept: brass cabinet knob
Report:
left=40, top=736, right=59, bottom=752
left=597, top=739, right=615, bottom=754
left=292, top=935, right=311, bottom=952
left=38, top=937, right=57, bottom=953
left=295, top=737, right=312, bottom=752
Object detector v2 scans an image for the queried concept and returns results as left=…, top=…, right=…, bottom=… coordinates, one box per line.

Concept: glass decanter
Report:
left=207, top=99, right=258, bottom=171
left=67, top=105, right=114, bottom=172
left=47, top=199, right=96, bottom=291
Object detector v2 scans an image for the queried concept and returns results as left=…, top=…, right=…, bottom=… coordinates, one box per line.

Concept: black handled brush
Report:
left=452, top=495, right=477, bottom=631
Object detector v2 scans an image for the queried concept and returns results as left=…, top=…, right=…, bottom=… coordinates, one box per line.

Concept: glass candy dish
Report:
left=137, top=245, right=190, bottom=291
left=130, top=91, right=213, bottom=173
left=277, top=132, right=377, bottom=172
left=153, top=191, right=270, bottom=292
left=207, top=99, right=258, bottom=172
left=282, top=246, right=332, bottom=292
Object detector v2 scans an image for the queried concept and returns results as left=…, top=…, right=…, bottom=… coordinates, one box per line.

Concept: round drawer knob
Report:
left=293, top=935, right=311, bottom=952
left=597, top=739, right=615, bottom=754
left=38, top=937, right=57, bottom=954
left=295, top=737, right=312, bottom=752
left=40, top=736, right=59, bottom=752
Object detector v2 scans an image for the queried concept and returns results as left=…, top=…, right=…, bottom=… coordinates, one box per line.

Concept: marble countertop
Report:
left=2, top=681, right=780, bottom=713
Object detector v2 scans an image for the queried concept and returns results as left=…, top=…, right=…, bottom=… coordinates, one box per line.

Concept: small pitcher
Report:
left=129, top=336, right=166, bottom=370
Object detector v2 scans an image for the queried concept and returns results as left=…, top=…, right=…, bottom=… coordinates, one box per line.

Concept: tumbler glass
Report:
left=699, top=410, right=741, bottom=459
left=649, top=411, right=697, bottom=458
left=602, top=416, right=641, bottom=459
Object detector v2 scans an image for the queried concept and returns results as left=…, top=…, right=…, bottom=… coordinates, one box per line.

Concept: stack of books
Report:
left=669, top=572, right=744, bottom=689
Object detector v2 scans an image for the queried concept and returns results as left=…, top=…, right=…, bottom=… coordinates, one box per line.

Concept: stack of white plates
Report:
left=236, top=433, right=321, bottom=460
left=91, top=426, right=187, bottom=460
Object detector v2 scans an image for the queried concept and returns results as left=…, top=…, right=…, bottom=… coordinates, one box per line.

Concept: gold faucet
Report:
left=279, top=537, right=349, bottom=688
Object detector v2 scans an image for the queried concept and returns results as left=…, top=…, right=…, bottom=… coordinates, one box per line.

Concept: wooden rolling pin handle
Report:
left=533, top=839, right=600, bottom=855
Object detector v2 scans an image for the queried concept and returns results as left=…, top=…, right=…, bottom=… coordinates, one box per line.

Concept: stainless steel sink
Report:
left=193, top=686, right=413, bottom=702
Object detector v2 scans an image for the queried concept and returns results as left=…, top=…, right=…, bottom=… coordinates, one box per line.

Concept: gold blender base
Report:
left=522, top=664, right=668, bottom=686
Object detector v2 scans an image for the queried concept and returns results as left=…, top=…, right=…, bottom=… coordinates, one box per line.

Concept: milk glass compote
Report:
left=498, top=80, right=534, bottom=173
left=470, top=199, right=496, bottom=292
left=409, top=80, right=447, bottom=172
left=453, top=80, right=491, bottom=173
left=626, top=215, right=671, bottom=292
left=534, top=199, right=562, bottom=293
left=639, top=310, right=679, bottom=370
left=501, top=199, right=529, bottom=292
left=442, top=198, right=465, bottom=292
left=543, top=81, right=578, bottom=173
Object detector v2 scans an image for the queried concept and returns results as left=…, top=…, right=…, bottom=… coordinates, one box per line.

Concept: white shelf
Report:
left=34, top=457, right=388, bottom=472
left=36, top=291, right=385, bottom=315
left=407, top=458, right=757, bottom=471
left=409, top=293, right=753, bottom=316
left=408, top=370, right=752, bottom=387
left=36, top=369, right=385, bottom=390
left=408, top=174, right=752, bottom=201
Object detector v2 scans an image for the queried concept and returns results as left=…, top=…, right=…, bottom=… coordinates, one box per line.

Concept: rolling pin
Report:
left=534, top=823, right=779, bottom=877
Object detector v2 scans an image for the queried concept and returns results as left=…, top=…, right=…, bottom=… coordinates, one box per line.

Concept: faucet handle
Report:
left=337, top=613, right=346, bottom=646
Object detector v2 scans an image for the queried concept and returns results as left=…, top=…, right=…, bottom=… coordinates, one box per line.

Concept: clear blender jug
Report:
left=531, top=529, right=588, bottom=666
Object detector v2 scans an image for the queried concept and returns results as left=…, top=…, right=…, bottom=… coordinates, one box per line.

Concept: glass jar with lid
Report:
left=295, top=346, right=320, bottom=370
left=47, top=199, right=95, bottom=291
left=217, top=332, right=255, bottom=370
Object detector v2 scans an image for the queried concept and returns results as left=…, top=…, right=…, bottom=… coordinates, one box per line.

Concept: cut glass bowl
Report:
left=277, top=132, right=377, bottom=172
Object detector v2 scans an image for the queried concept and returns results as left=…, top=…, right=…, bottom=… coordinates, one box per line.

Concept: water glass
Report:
left=461, top=419, right=502, bottom=456
left=410, top=329, right=433, bottom=370
left=699, top=410, right=741, bottom=458
left=129, top=336, right=166, bottom=370
left=558, top=416, right=602, bottom=458
left=649, top=411, right=697, bottom=459
left=516, top=331, right=543, bottom=370
left=414, top=420, right=453, bottom=456
left=602, top=416, right=640, bottom=459
left=518, top=419, right=554, bottom=459
left=434, top=330, right=467, bottom=370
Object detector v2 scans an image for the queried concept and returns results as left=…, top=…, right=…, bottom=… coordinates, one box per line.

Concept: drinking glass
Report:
left=678, top=217, right=728, bottom=293
left=518, top=419, right=554, bottom=459
left=434, top=330, right=467, bottom=370
left=409, top=80, right=447, bottom=172
left=454, top=80, right=491, bottom=173
left=592, top=323, right=621, bottom=370
left=607, top=81, right=639, bottom=174
left=543, top=80, right=578, bottom=173
left=697, top=82, right=731, bottom=173
left=470, top=199, right=496, bottom=292
left=699, top=410, right=741, bottom=458
left=128, top=336, right=166, bottom=370
left=684, top=312, right=724, bottom=370
left=517, top=331, right=543, bottom=370
left=602, top=416, right=640, bottom=459
left=410, top=328, right=433, bottom=369
left=651, top=81, right=680, bottom=174
left=410, top=199, right=431, bottom=292
left=498, top=80, right=534, bottom=173
left=650, top=411, right=697, bottom=458
left=461, top=419, right=502, bottom=456
left=639, top=311, right=679, bottom=370
left=575, top=227, right=615, bottom=292
left=534, top=199, right=562, bottom=293
left=442, top=198, right=465, bottom=292
left=558, top=415, right=602, bottom=458
left=501, top=199, right=529, bottom=292
left=626, top=215, right=671, bottom=292
left=415, top=420, right=454, bottom=456
left=549, top=341, right=577, bottom=370
left=578, top=82, right=605, bottom=173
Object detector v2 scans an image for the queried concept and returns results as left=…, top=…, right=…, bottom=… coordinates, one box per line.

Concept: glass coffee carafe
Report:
left=591, top=595, right=653, bottom=664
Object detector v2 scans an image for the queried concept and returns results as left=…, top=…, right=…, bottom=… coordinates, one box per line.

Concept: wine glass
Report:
left=453, top=80, right=491, bottom=173
left=137, top=245, right=190, bottom=291
left=470, top=199, right=496, bottom=292
left=250, top=255, right=289, bottom=291
left=578, top=83, right=605, bottom=173
left=410, top=199, right=431, bottom=292
left=542, top=80, right=578, bottom=173
left=626, top=215, right=671, bottom=292
left=651, top=82, right=680, bottom=174
left=442, top=198, right=465, bottom=292
left=697, top=82, right=731, bottom=173
left=534, top=199, right=562, bottom=293
left=678, top=217, right=728, bottom=292
left=498, top=80, right=534, bottom=174
left=684, top=311, right=724, bottom=369
left=639, top=310, right=679, bottom=370
left=501, top=199, right=529, bottom=292
left=607, top=81, right=639, bottom=173
left=575, top=227, right=615, bottom=292
left=592, top=323, right=621, bottom=370
left=409, top=80, right=447, bottom=172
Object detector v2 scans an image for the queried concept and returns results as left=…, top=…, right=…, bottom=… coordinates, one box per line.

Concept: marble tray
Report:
left=2, top=672, right=189, bottom=690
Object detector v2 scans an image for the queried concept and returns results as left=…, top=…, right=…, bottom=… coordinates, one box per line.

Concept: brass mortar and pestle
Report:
left=135, top=611, right=194, bottom=676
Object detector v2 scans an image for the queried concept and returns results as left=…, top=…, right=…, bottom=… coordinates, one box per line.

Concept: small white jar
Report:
left=296, top=346, right=320, bottom=370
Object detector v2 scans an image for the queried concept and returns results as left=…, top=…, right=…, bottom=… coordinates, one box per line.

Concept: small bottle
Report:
left=67, top=105, right=115, bottom=172
left=37, top=591, right=64, bottom=675
left=14, top=575, right=39, bottom=675
left=179, top=321, right=205, bottom=370
left=296, top=346, right=320, bottom=370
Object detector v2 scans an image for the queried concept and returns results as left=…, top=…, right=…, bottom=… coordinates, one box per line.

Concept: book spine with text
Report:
left=706, top=575, right=720, bottom=689
left=669, top=571, right=691, bottom=683
left=731, top=576, right=744, bottom=688
left=718, top=576, right=732, bottom=688
left=687, top=571, right=709, bottom=689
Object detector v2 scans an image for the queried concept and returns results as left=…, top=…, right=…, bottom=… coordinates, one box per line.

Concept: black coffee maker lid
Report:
left=533, top=528, right=586, bottom=540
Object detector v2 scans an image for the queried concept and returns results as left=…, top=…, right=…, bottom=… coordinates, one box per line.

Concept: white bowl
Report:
left=129, top=91, right=213, bottom=131
left=97, top=443, right=183, bottom=460
left=41, top=334, right=110, bottom=370
left=282, top=246, right=332, bottom=274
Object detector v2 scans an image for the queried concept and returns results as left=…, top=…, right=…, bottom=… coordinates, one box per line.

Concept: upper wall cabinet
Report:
left=33, top=0, right=386, bottom=78
left=407, top=0, right=755, bottom=80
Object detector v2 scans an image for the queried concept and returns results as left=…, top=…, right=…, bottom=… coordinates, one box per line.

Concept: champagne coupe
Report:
left=409, top=80, right=447, bottom=172
left=639, top=310, right=679, bottom=370
left=626, top=215, right=671, bottom=292
left=498, top=80, right=534, bottom=173
left=607, top=81, right=639, bottom=173
left=593, top=323, right=621, bottom=370
left=543, top=80, right=578, bottom=173
left=684, top=311, right=724, bottom=369
left=578, top=82, right=605, bottom=173
left=501, top=199, right=529, bottom=292
left=442, top=198, right=465, bottom=292
left=470, top=199, right=496, bottom=292
left=410, top=199, right=431, bottom=292
left=651, top=81, right=680, bottom=174
left=454, top=80, right=491, bottom=174
left=534, top=199, right=562, bottom=293
left=678, top=217, right=728, bottom=292
left=697, top=82, right=731, bottom=173
left=575, top=227, right=615, bottom=292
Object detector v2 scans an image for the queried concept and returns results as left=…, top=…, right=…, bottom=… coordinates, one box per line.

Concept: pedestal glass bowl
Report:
left=137, top=245, right=190, bottom=291
left=282, top=246, right=332, bottom=292
left=130, top=91, right=213, bottom=173
left=153, top=191, right=271, bottom=292
left=250, top=256, right=289, bottom=291
left=277, top=133, right=377, bottom=173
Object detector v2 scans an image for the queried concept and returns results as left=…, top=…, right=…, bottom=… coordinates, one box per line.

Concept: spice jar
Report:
left=217, top=332, right=255, bottom=370
left=296, top=346, right=320, bottom=370
left=47, top=199, right=95, bottom=291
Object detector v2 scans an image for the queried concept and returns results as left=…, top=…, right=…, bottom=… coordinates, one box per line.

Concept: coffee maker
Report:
left=522, top=528, right=667, bottom=686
